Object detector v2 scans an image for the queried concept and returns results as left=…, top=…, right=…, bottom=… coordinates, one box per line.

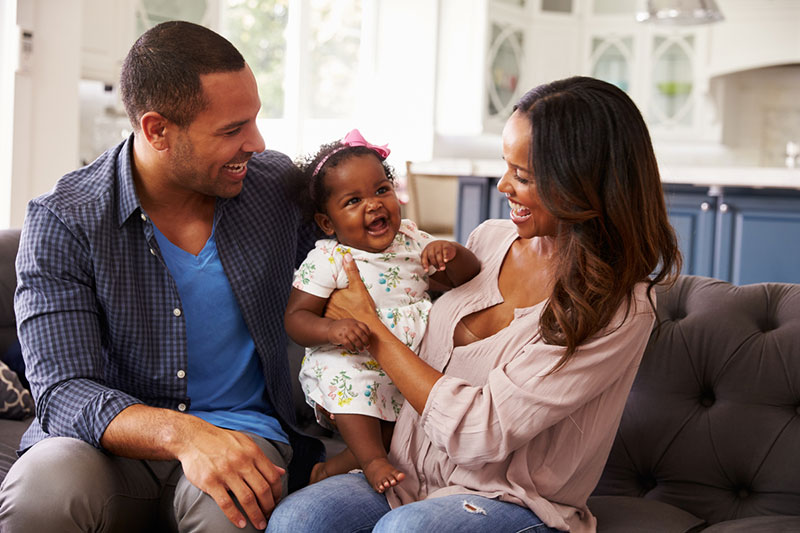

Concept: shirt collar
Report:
left=116, top=134, right=142, bottom=228
left=114, top=133, right=235, bottom=228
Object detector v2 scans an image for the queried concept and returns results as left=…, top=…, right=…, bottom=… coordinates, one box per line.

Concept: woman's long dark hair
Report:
left=515, top=76, right=681, bottom=370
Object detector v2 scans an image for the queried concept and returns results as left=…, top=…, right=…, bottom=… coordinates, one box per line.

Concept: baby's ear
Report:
left=314, top=213, right=336, bottom=236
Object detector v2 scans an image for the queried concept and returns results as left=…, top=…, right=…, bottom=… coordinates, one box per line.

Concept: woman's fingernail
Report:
left=344, top=253, right=353, bottom=263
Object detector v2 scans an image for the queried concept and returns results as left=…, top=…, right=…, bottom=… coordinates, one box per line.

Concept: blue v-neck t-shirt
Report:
left=153, top=224, right=288, bottom=444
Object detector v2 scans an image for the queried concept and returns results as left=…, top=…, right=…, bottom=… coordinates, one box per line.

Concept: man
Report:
left=0, top=21, right=322, bottom=532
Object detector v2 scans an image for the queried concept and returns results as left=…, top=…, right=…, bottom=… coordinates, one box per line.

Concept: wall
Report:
left=0, top=0, right=16, bottom=228
left=9, top=0, right=81, bottom=228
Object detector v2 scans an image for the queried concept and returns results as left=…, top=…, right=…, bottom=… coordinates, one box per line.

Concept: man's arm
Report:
left=15, top=203, right=140, bottom=445
left=16, top=204, right=283, bottom=529
left=101, top=405, right=283, bottom=530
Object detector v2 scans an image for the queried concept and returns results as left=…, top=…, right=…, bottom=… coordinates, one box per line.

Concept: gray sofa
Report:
left=1, top=226, right=798, bottom=531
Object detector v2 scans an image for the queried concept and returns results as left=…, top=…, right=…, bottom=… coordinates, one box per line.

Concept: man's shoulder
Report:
left=245, top=150, right=295, bottom=180
left=33, top=143, right=124, bottom=215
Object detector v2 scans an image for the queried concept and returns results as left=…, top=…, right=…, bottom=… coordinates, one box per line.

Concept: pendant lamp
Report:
left=636, top=0, right=724, bottom=25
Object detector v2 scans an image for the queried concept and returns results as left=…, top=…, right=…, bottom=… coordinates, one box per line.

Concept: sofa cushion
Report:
left=0, top=417, right=31, bottom=484
left=594, top=276, right=800, bottom=524
left=700, top=515, right=800, bottom=532
left=0, top=360, right=33, bottom=420
left=588, top=495, right=705, bottom=533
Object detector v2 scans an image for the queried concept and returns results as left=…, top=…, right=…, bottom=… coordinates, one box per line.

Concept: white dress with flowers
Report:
left=293, top=219, right=434, bottom=421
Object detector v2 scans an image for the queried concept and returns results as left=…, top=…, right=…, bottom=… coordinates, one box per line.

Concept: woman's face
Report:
left=497, top=111, right=558, bottom=239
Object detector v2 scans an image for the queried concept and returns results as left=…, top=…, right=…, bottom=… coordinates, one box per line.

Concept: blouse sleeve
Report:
left=419, top=298, right=655, bottom=469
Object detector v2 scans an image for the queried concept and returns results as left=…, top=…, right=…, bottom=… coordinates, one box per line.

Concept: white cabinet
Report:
left=436, top=0, right=580, bottom=136
left=584, top=11, right=719, bottom=142
left=80, top=0, right=220, bottom=84
left=81, top=0, right=132, bottom=84
left=436, top=0, right=529, bottom=136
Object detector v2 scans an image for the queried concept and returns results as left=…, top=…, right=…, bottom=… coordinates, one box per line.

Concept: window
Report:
left=222, top=0, right=374, bottom=158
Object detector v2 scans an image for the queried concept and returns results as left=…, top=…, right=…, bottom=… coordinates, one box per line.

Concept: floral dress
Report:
left=293, top=219, right=434, bottom=421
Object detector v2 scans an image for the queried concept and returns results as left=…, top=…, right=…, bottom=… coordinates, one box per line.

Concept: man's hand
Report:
left=101, top=404, right=284, bottom=530
left=327, top=318, right=371, bottom=352
left=177, top=425, right=284, bottom=530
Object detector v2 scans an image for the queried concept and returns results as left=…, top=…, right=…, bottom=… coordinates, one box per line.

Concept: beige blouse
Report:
left=385, top=220, right=655, bottom=533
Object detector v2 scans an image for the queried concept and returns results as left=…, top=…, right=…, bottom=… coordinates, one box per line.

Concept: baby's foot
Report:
left=363, top=457, right=405, bottom=493
left=309, top=462, right=330, bottom=485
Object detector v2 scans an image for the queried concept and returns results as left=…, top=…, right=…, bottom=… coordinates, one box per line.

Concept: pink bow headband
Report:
left=312, top=129, right=390, bottom=177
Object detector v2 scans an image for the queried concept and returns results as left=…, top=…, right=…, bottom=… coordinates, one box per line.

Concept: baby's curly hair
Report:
left=292, top=140, right=396, bottom=224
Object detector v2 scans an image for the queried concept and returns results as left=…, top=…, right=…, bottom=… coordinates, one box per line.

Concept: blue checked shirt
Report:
left=14, top=136, right=323, bottom=485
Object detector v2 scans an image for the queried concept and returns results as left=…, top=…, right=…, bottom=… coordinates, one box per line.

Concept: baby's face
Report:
left=314, top=154, right=402, bottom=253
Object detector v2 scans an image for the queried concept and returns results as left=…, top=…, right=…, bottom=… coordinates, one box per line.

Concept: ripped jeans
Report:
left=266, top=473, right=562, bottom=533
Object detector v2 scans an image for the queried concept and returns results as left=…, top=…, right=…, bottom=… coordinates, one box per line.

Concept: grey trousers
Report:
left=0, top=433, right=292, bottom=533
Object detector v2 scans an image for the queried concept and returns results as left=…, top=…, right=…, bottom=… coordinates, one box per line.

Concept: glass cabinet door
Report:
left=590, top=35, right=633, bottom=93
left=486, top=23, right=524, bottom=122
left=650, top=34, right=694, bottom=127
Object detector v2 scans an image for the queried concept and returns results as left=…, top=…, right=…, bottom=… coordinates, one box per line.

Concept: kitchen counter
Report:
left=407, top=160, right=800, bottom=190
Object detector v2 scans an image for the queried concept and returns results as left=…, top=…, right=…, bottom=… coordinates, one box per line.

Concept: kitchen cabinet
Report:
left=664, top=185, right=717, bottom=277
left=436, top=0, right=580, bottom=136
left=436, top=0, right=529, bottom=136
left=80, top=0, right=219, bottom=84
left=712, top=189, right=800, bottom=284
left=584, top=15, right=716, bottom=142
left=455, top=175, right=509, bottom=243
left=664, top=184, right=800, bottom=284
left=456, top=177, right=800, bottom=284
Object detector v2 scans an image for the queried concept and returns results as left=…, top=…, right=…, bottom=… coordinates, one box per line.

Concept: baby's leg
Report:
left=336, top=414, right=404, bottom=493
left=309, top=447, right=358, bottom=484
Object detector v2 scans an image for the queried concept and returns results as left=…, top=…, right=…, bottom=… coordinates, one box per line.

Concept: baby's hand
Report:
left=327, top=319, right=371, bottom=353
left=421, top=240, right=458, bottom=272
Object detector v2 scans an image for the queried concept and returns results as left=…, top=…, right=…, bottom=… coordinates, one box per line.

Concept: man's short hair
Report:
left=120, top=20, right=246, bottom=131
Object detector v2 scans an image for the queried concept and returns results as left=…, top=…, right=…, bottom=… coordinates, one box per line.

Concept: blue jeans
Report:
left=267, top=473, right=562, bottom=533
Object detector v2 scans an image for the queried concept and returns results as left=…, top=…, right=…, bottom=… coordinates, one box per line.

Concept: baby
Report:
left=284, top=129, right=480, bottom=493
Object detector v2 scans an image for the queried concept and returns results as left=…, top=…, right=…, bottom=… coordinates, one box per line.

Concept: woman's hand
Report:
left=325, top=254, right=378, bottom=324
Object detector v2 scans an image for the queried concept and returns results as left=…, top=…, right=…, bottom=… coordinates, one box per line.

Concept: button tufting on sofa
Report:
left=699, top=391, right=715, bottom=408
left=592, top=275, right=800, bottom=531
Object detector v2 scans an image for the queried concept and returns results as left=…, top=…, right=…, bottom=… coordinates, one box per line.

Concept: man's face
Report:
left=166, top=65, right=265, bottom=199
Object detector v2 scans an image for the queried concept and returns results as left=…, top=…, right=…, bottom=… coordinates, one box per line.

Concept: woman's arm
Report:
left=285, top=287, right=371, bottom=352
left=326, top=254, right=444, bottom=413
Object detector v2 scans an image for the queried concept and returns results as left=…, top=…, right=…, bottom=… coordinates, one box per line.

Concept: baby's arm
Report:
left=421, top=240, right=481, bottom=289
left=284, top=288, right=372, bottom=352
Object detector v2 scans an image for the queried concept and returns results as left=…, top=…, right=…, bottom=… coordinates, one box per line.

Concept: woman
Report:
left=267, top=76, right=681, bottom=533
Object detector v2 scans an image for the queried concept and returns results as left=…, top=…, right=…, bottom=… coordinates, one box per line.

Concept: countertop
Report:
left=407, top=160, right=800, bottom=190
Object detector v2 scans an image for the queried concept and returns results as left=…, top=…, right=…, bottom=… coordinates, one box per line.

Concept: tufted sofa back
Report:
left=594, top=275, right=800, bottom=524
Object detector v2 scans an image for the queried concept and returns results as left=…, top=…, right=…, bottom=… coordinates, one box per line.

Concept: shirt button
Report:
left=150, top=248, right=156, bottom=255
left=140, top=213, right=147, bottom=222
left=176, top=369, right=186, bottom=379
left=177, top=403, right=187, bottom=412
left=173, top=308, right=182, bottom=317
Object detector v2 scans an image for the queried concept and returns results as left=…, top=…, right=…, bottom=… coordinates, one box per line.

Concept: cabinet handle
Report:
left=700, top=202, right=710, bottom=211
left=719, top=203, right=729, bottom=213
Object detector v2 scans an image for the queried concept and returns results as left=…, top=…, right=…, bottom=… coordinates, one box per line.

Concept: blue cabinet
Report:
left=714, top=189, right=800, bottom=284
left=455, top=177, right=509, bottom=243
left=664, top=185, right=800, bottom=284
left=664, top=186, right=716, bottom=278
left=458, top=177, right=800, bottom=284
